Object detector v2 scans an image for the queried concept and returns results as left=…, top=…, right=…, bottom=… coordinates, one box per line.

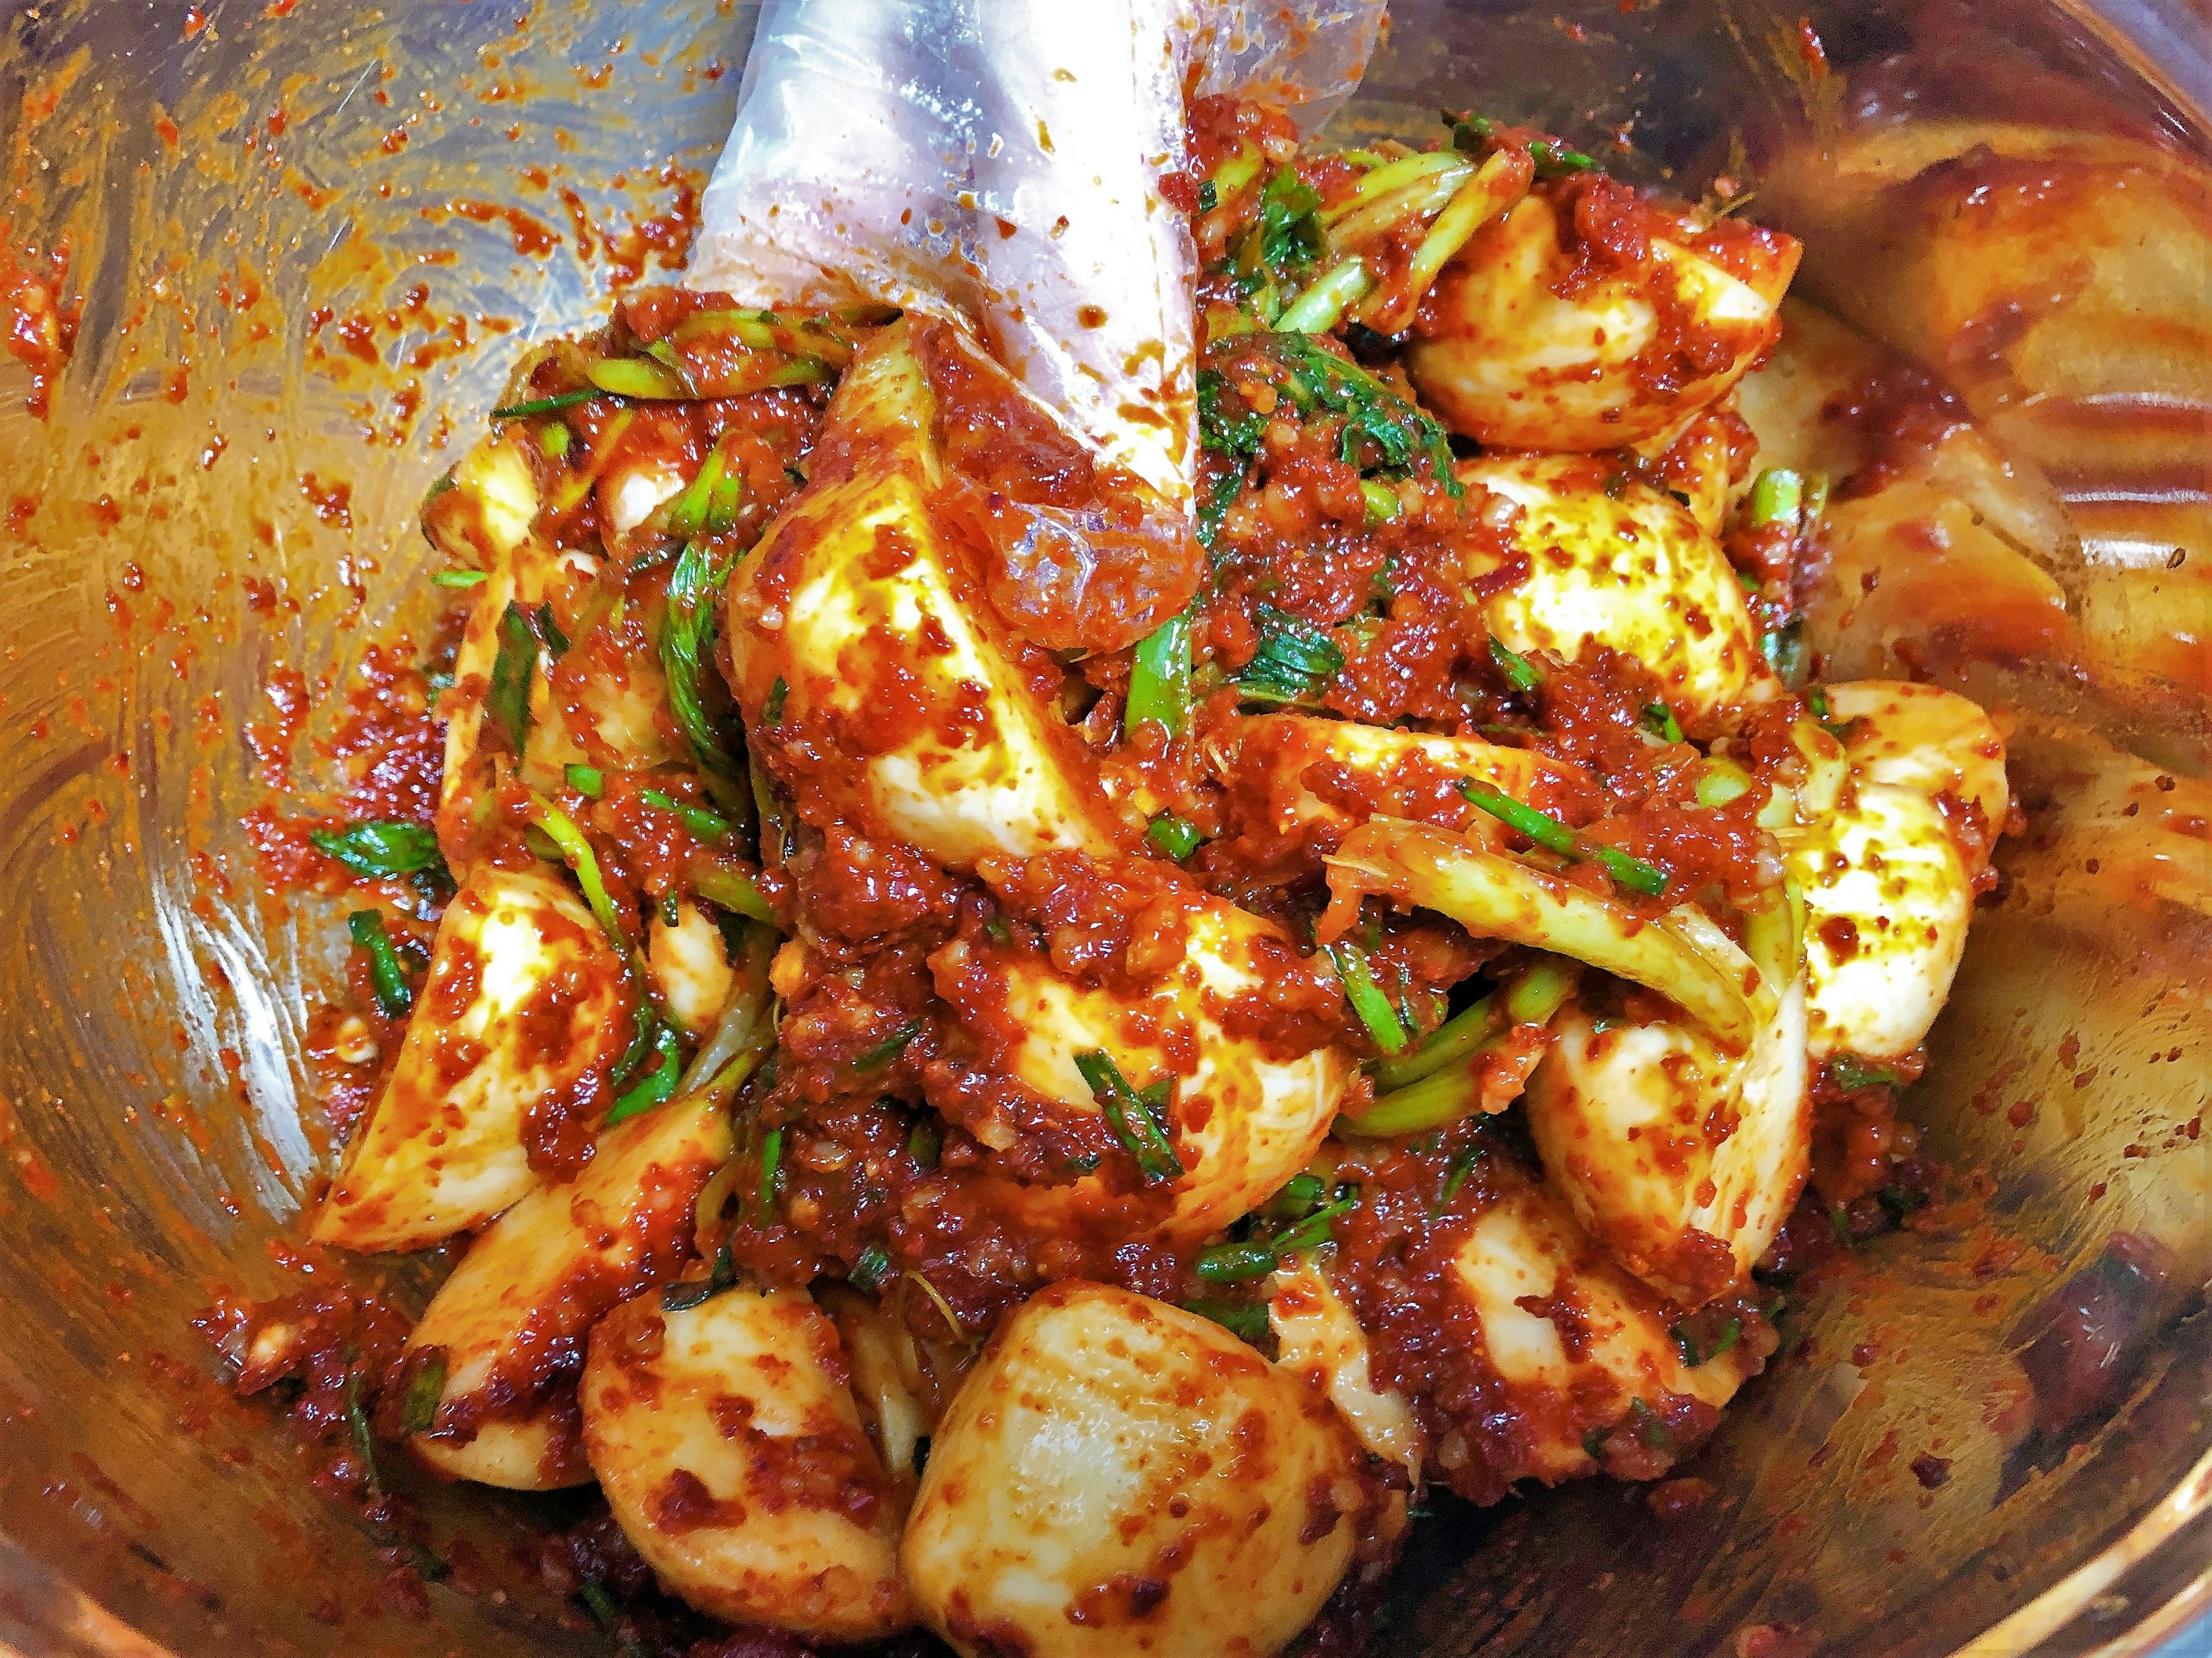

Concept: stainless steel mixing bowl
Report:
left=0, top=3, right=2205, bottom=1655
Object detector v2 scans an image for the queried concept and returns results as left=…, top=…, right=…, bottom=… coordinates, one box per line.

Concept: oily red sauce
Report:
left=0, top=230, right=81, bottom=419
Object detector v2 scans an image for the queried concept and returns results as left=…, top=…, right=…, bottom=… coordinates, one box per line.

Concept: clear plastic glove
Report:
left=685, top=0, right=1385, bottom=506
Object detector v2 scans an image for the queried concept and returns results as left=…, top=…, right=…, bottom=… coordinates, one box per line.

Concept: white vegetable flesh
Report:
left=310, top=864, right=630, bottom=1254
left=581, top=1284, right=912, bottom=1641
left=901, top=1283, right=1366, bottom=1658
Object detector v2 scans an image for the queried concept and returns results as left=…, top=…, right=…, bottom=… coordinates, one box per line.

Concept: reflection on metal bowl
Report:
left=0, top=2, right=2203, bottom=1656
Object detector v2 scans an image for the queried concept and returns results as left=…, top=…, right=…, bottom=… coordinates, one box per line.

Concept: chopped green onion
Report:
left=1672, top=1317, right=1741, bottom=1368
left=1748, top=468, right=1804, bottom=528
left=1360, top=479, right=1403, bottom=523
left=1073, top=1049, right=1183, bottom=1183
left=533, top=601, right=570, bottom=659
left=1488, top=637, right=1543, bottom=694
left=1694, top=758, right=1753, bottom=808
left=1642, top=701, right=1684, bottom=744
left=640, top=788, right=733, bottom=842
left=565, top=764, right=605, bottom=799
left=1195, top=1240, right=1280, bottom=1283
left=490, top=388, right=596, bottom=421
left=849, top=1244, right=892, bottom=1294
left=1275, top=256, right=1373, bottom=333
left=528, top=797, right=631, bottom=958
left=664, top=435, right=744, bottom=538
left=906, top=1117, right=942, bottom=1169
left=692, top=864, right=775, bottom=925
left=756, top=1126, right=783, bottom=1219
left=312, top=820, right=446, bottom=881
left=760, top=676, right=789, bottom=727
left=398, top=1354, right=446, bottom=1435
left=1460, top=780, right=1669, bottom=898
left=586, top=355, right=692, bottom=400
left=430, top=568, right=487, bottom=589
left=1438, top=1143, right=1484, bottom=1206
left=661, top=538, right=749, bottom=813
left=1126, top=609, right=1194, bottom=738
left=540, top=423, right=570, bottom=459
left=1267, top=1173, right=1330, bottom=1217
left=604, top=1023, right=681, bottom=1124
left=1196, top=179, right=1219, bottom=213
left=1146, top=813, right=1202, bottom=861
left=1186, top=1298, right=1271, bottom=1342
left=662, top=1236, right=738, bottom=1311
left=487, top=601, right=539, bottom=754
left=1339, top=966, right=1575, bottom=1137
left=348, top=909, right=415, bottom=1019
left=1830, top=1054, right=1905, bottom=1092
left=1325, top=940, right=1410, bottom=1054
left=1372, top=959, right=1576, bottom=1092
left=853, top=1019, right=925, bottom=1072
left=1529, top=136, right=1599, bottom=177
left=342, top=1367, right=380, bottom=1494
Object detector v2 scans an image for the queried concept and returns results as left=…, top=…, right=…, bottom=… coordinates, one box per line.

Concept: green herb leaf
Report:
left=1248, top=332, right=1459, bottom=489
left=1641, top=701, right=1684, bottom=744
left=1236, top=604, right=1344, bottom=705
left=313, top=820, right=446, bottom=881
left=906, top=1117, right=942, bottom=1169
left=565, top=764, right=605, bottom=799
left=1256, top=165, right=1325, bottom=274
left=1326, top=940, right=1410, bottom=1053
left=430, top=568, right=488, bottom=589
left=1196, top=468, right=1244, bottom=553
left=1197, top=369, right=1266, bottom=460
left=1073, top=1049, right=1184, bottom=1183
left=760, top=676, right=789, bottom=727
left=348, top=909, right=415, bottom=1019
left=1830, top=1054, right=1905, bottom=1092
left=488, top=601, right=539, bottom=755
left=662, top=1236, right=739, bottom=1312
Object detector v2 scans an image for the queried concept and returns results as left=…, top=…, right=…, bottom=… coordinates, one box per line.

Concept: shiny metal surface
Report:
left=0, top=3, right=2204, bottom=1657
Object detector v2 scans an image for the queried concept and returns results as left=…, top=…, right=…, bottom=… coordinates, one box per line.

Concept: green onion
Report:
left=540, top=423, right=570, bottom=459
left=487, top=601, right=539, bottom=754
left=760, top=676, right=789, bottom=727
left=1198, top=369, right=1267, bottom=461
left=1196, top=179, right=1219, bottom=213
left=348, top=909, right=415, bottom=1019
left=662, top=1236, right=738, bottom=1312
left=1186, top=1299, right=1271, bottom=1342
left=1642, top=701, right=1684, bottom=744
left=1372, top=959, right=1575, bottom=1092
left=1338, top=964, right=1574, bottom=1137
left=490, top=388, right=595, bottom=421
left=1438, top=1143, right=1484, bottom=1206
left=1126, top=609, right=1194, bottom=737
left=1325, top=940, right=1410, bottom=1053
left=1236, top=605, right=1344, bottom=705
left=312, top=820, right=445, bottom=880
left=604, top=1023, right=680, bottom=1124
left=533, top=601, right=570, bottom=658
left=664, top=435, right=744, bottom=538
left=1672, top=1317, right=1741, bottom=1368
left=1197, top=468, right=1244, bottom=553
left=586, top=355, right=692, bottom=400
left=430, top=568, right=487, bottom=589
left=1267, top=1173, right=1330, bottom=1217
left=853, top=1019, right=925, bottom=1072
left=692, top=864, right=775, bottom=925
left=1275, top=255, right=1373, bottom=333
left=756, top=1126, right=783, bottom=1219
left=1694, top=758, right=1753, bottom=808
left=661, top=540, right=749, bottom=814
left=1195, top=1240, right=1280, bottom=1283
left=1460, top=781, right=1668, bottom=898
left=1247, top=332, right=1459, bottom=489
left=1748, top=468, right=1804, bottom=528
left=1488, top=637, right=1543, bottom=694
left=906, top=1117, right=942, bottom=1169
left=565, top=764, right=605, bottom=799
left=1073, top=1049, right=1183, bottom=1183
left=1529, top=136, right=1599, bottom=177
left=1271, top=1192, right=1358, bottom=1255
left=398, top=1354, right=446, bottom=1435
left=641, top=788, right=733, bottom=841
left=528, top=798, right=631, bottom=958
left=849, top=1244, right=892, bottom=1295
left=1360, top=479, right=1403, bottom=523
left=1146, top=813, right=1202, bottom=860
left=342, top=1367, right=379, bottom=1494
left=1830, top=1054, right=1905, bottom=1092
